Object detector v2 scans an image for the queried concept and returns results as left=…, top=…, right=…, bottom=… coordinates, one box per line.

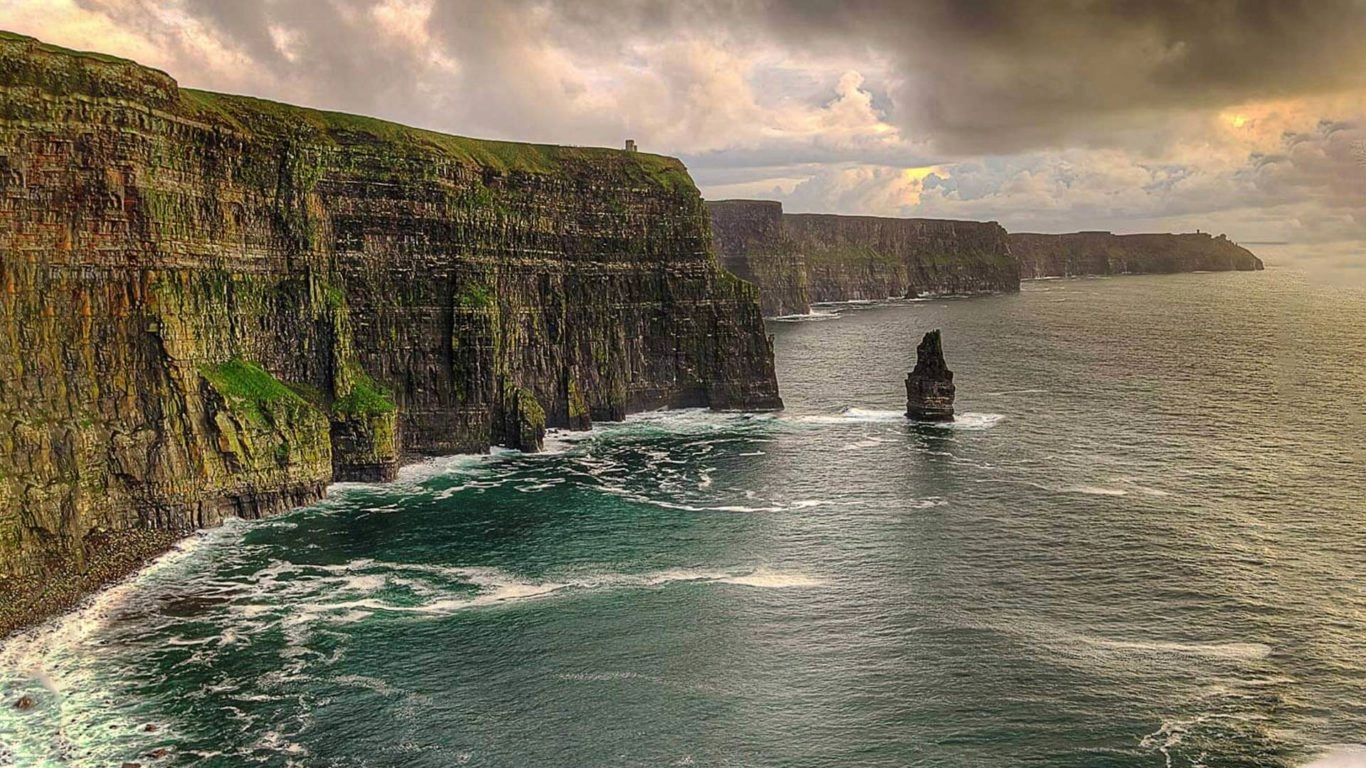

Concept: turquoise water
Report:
left=2, top=268, right=1365, bottom=767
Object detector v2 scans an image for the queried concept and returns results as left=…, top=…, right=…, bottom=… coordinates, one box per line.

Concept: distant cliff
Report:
left=1010, top=231, right=1264, bottom=278
left=707, top=200, right=1018, bottom=316
left=709, top=200, right=1265, bottom=316
left=0, top=32, right=781, bottom=632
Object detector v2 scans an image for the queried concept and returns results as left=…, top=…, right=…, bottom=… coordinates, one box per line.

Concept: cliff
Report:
left=707, top=200, right=1018, bottom=316
left=0, top=32, right=781, bottom=632
left=786, top=213, right=1020, bottom=304
left=706, top=200, right=809, bottom=317
left=1010, top=231, right=1264, bottom=278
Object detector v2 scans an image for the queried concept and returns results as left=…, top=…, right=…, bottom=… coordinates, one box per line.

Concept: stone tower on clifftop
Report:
left=906, top=330, right=956, bottom=422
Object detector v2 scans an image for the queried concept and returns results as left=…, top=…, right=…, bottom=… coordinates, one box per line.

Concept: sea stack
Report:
left=906, top=330, right=956, bottom=422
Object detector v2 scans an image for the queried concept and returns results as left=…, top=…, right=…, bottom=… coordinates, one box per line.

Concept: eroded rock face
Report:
left=905, top=331, right=955, bottom=422
left=0, top=32, right=781, bottom=627
left=1010, top=231, right=1264, bottom=278
left=707, top=200, right=1019, bottom=317
left=706, top=200, right=810, bottom=317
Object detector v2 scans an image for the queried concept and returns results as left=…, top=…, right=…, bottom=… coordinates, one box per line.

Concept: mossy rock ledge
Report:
left=0, top=31, right=781, bottom=634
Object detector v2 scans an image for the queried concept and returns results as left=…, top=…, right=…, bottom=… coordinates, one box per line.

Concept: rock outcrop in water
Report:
left=905, top=331, right=955, bottom=422
left=1010, top=231, right=1264, bottom=277
left=708, top=200, right=1018, bottom=317
left=0, top=32, right=782, bottom=634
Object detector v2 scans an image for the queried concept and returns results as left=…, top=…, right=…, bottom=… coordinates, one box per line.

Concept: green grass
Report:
left=333, top=370, right=396, bottom=417
left=201, top=359, right=304, bottom=406
left=456, top=283, right=495, bottom=310
left=200, top=359, right=311, bottom=428
left=5, top=29, right=700, bottom=194
left=0, top=30, right=150, bottom=67
left=179, top=88, right=695, bottom=189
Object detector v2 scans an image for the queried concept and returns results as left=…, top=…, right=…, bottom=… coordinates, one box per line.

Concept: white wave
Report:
left=1082, top=637, right=1272, bottom=661
left=1140, top=717, right=1196, bottom=768
left=0, top=525, right=229, bottom=672
left=798, top=407, right=906, bottom=424
left=622, top=493, right=832, bottom=514
left=840, top=436, right=886, bottom=451
left=768, top=309, right=840, bottom=322
left=718, top=568, right=825, bottom=588
left=230, top=560, right=824, bottom=628
left=812, top=298, right=876, bottom=307
left=389, top=453, right=489, bottom=485
left=796, top=408, right=1004, bottom=430
left=1303, top=745, right=1366, bottom=767
left=1062, top=485, right=1130, bottom=497
left=0, top=526, right=239, bottom=766
left=946, top=412, right=1005, bottom=430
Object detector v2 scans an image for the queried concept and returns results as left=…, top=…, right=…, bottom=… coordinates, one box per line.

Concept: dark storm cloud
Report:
left=69, top=0, right=1366, bottom=156
left=753, top=0, right=1366, bottom=153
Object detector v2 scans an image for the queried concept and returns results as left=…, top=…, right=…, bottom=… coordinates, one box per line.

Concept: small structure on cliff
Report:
left=906, top=330, right=955, bottom=422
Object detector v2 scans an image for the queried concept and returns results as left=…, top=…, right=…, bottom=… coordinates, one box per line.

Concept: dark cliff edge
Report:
left=1010, top=231, right=1265, bottom=278
left=0, top=32, right=781, bottom=635
left=707, top=200, right=1018, bottom=317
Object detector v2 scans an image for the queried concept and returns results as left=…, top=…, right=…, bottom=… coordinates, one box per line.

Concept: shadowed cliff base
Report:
left=0, top=31, right=780, bottom=636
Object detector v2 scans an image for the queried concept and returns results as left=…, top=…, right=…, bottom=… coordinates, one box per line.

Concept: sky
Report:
left=3, top=0, right=1366, bottom=258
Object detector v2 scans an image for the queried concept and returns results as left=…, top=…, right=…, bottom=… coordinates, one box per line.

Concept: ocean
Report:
left=2, top=265, right=1364, bottom=767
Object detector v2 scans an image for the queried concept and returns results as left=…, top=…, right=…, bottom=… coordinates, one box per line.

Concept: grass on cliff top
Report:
left=0, top=30, right=148, bottom=68
left=200, top=359, right=309, bottom=419
left=178, top=88, right=695, bottom=191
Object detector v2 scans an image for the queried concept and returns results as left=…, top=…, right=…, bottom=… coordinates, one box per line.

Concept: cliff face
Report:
left=785, top=213, right=1020, bottom=305
left=1010, top=231, right=1265, bottom=278
left=706, top=200, right=809, bottom=317
left=707, top=200, right=1018, bottom=316
left=0, top=32, right=780, bottom=621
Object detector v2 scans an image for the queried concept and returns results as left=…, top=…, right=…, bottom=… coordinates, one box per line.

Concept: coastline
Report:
left=0, top=528, right=185, bottom=642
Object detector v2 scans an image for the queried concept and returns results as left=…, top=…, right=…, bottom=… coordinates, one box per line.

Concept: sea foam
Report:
left=1303, top=745, right=1366, bottom=768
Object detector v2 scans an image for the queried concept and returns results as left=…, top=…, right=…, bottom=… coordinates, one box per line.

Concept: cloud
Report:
left=4, top=0, right=1366, bottom=247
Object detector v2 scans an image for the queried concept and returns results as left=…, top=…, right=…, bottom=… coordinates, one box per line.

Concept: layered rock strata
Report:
left=708, top=200, right=1018, bottom=316
left=1010, top=231, right=1264, bottom=277
left=709, top=201, right=1266, bottom=317
left=0, top=32, right=781, bottom=631
left=905, top=330, right=955, bottom=422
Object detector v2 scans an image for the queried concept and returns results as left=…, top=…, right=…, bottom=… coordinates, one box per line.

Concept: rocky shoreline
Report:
left=0, top=528, right=185, bottom=641
left=0, top=30, right=782, bottom=630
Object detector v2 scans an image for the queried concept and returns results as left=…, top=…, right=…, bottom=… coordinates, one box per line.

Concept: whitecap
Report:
left=767, top=309, right=840, bottom=322
left=1062, top=485, right=1130, bottom=497
left=1302, top=744, right=1366, bottom=767
left=719, top=568, right=825, bottom=588
left=224, top=559, right=824, bottom=628
left=797, top=407, right=906, bottom=424
left=944, top=412, right=1005, bottom=430
left=1082, top=637, right=1272, bottom=661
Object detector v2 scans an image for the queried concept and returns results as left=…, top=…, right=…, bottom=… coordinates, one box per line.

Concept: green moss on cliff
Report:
left=178, top=89, right=696, bottom=194
left=803, top=244, right=903, bottom=267
left=333, top=370, right=396, bottom=417
left=201, top=359, right=304, bottom=411
left=0, top=30, right=148, bottom=68
left=456, top=283, right=495, bottom=310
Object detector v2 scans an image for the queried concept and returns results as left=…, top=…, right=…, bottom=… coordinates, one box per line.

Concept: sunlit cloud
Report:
left=2, top=0, right=1365, bottom=248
